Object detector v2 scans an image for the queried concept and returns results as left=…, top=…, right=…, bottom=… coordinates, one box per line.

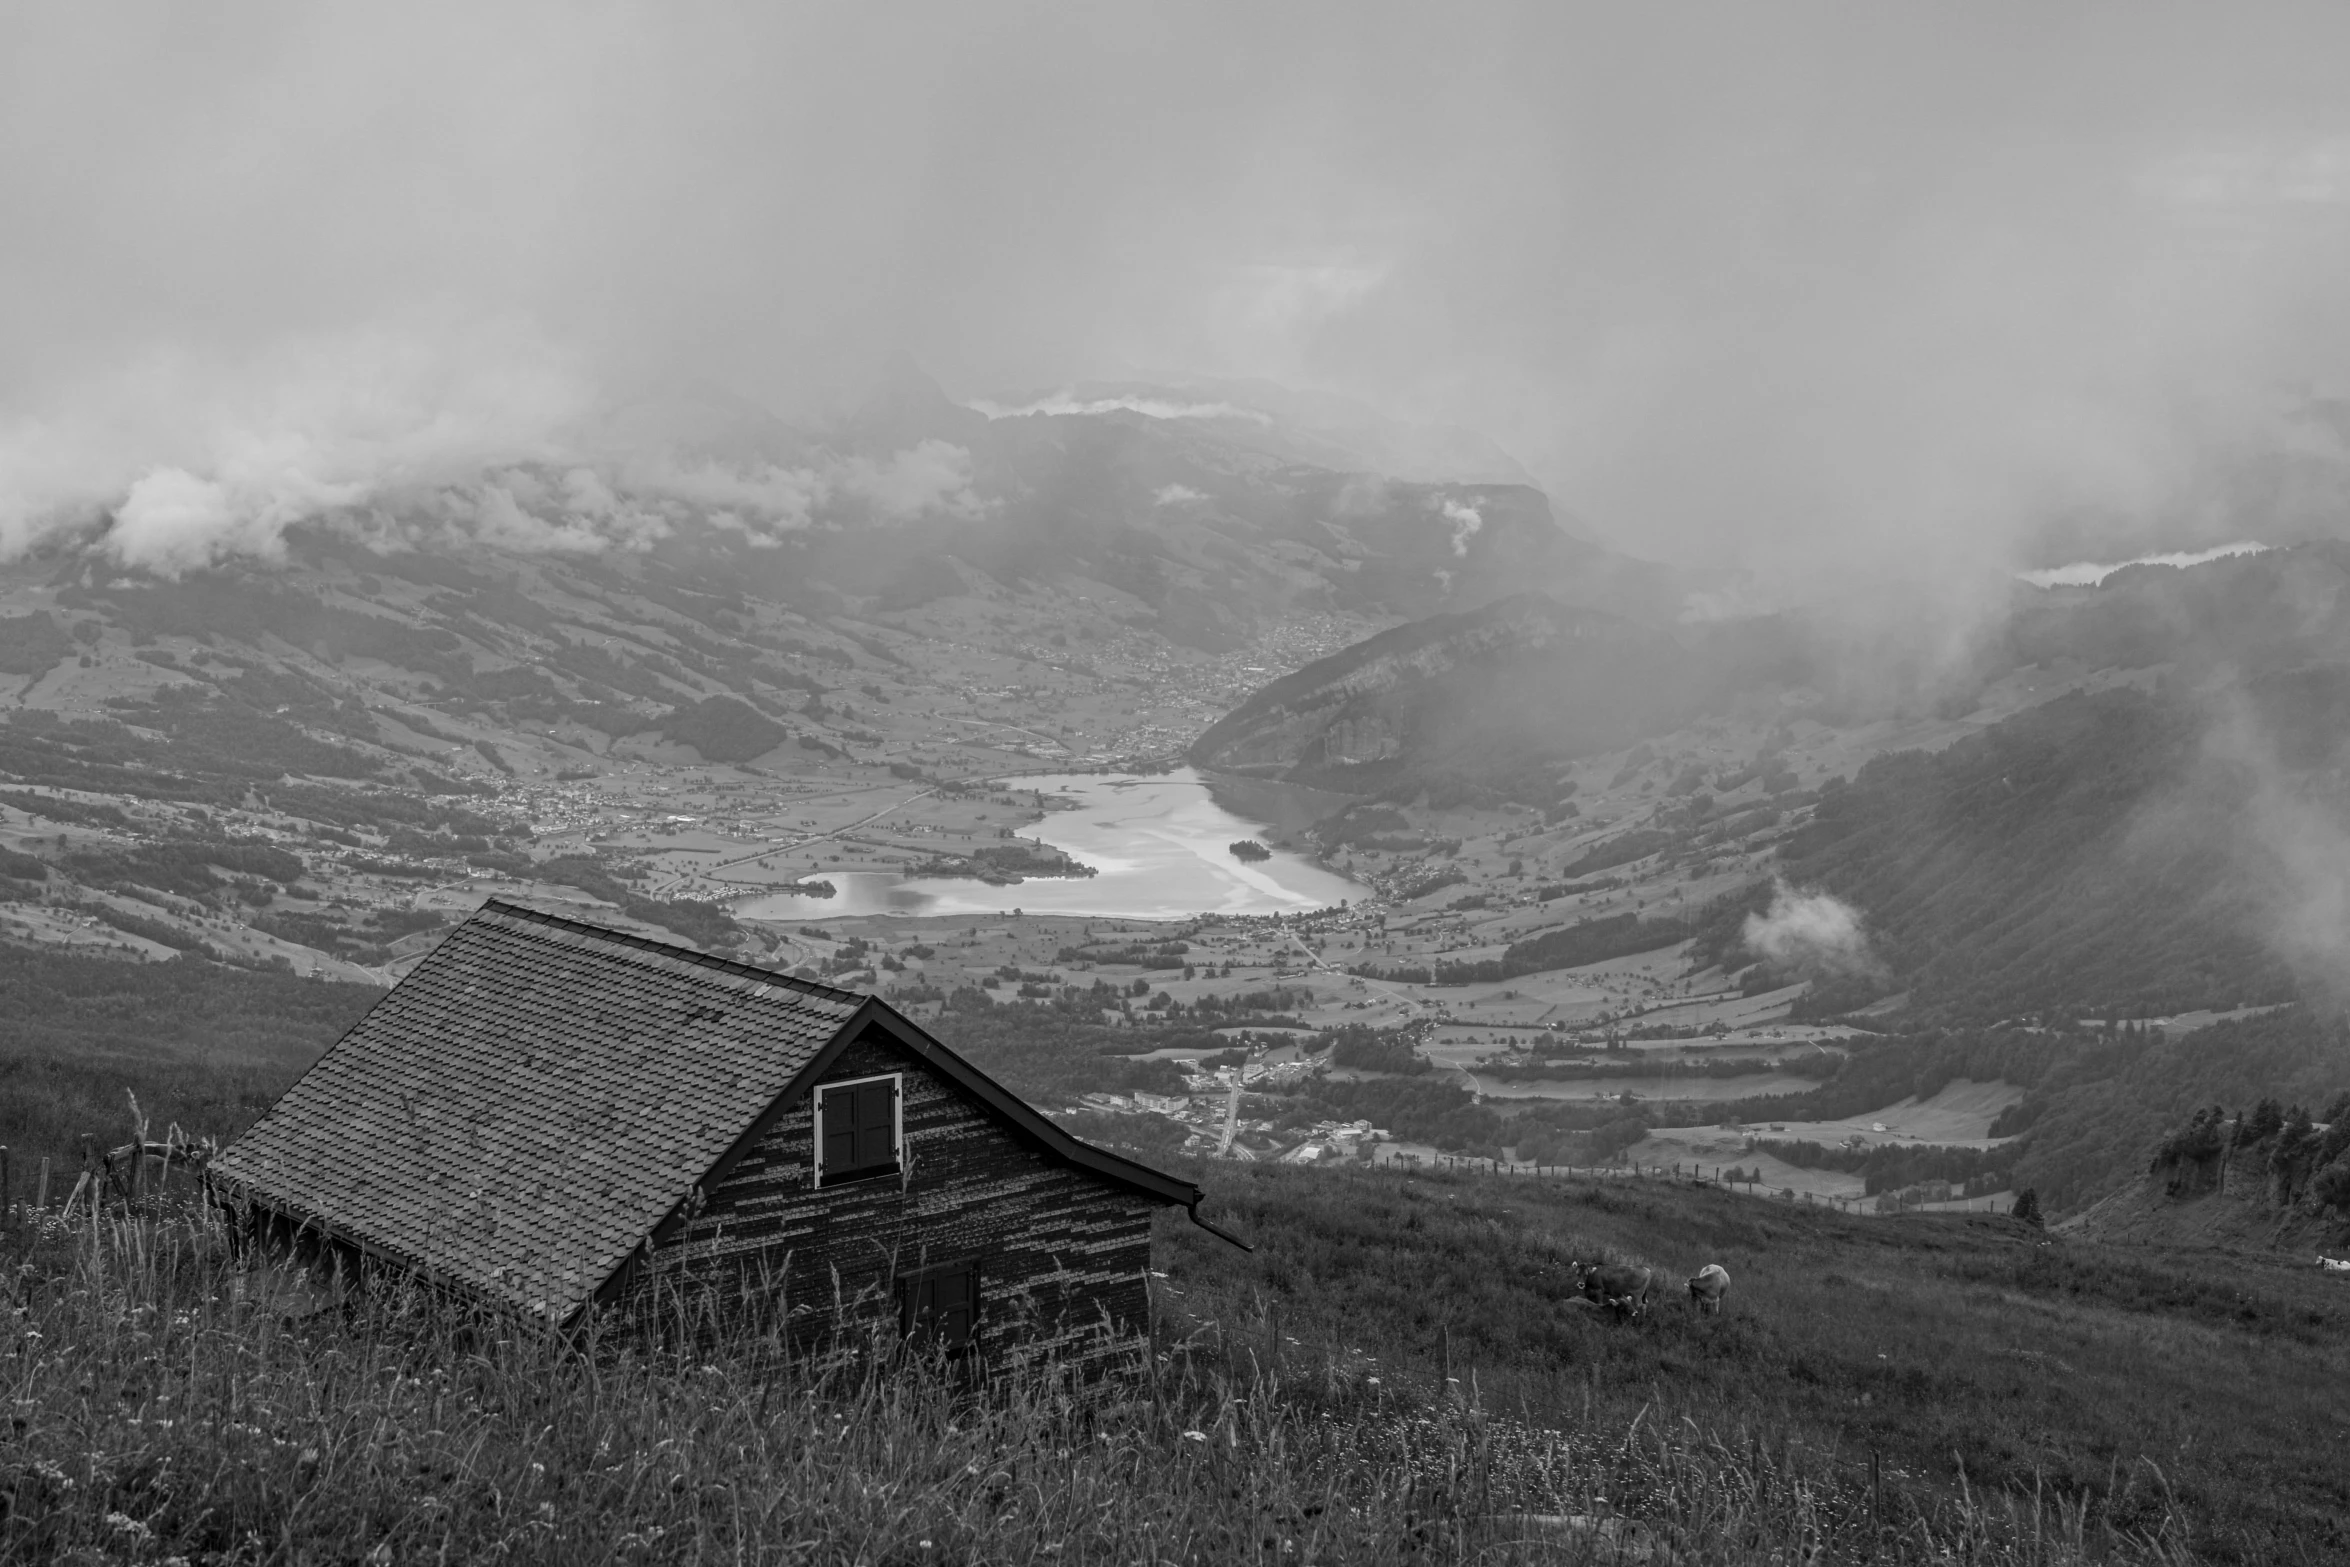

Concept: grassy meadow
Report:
left=0, top=1163, right=2339, bottom=1562
left=1, top=980, right=2342, bottom=1564
left=1156, top=1163, right=2350, bottom=1563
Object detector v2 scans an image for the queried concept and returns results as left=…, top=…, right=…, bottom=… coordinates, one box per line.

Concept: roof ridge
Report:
left=475, top=897, right=861, bottom=1004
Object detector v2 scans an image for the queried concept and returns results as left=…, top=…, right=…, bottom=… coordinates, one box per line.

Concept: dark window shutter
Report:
left=821, top=1078, right=898, bottom=1180
left=855, top=1079, right=897, bottom=1168
left=902, top=1262, right=978, bottom=1351
left=820, top=1085, right=856, bottom=1176
left=933, top=1264, right=975, bottom=1347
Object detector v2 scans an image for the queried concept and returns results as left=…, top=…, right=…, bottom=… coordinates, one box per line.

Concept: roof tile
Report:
left=212, top=900, right=864, bottom=1318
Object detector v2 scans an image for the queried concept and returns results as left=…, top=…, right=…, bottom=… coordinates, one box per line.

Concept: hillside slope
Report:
left=1187, top=593, right=1733, bottom=792
left=1774, top=687, right=2312, bottom=1022
left=2064, top=1137, right=2348, bottom=1255
left=1159, top=1161, right=2350, bottom=1560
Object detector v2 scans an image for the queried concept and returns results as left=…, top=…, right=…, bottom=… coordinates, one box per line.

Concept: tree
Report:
left=2011, top=1188, right=2043, bottom=1226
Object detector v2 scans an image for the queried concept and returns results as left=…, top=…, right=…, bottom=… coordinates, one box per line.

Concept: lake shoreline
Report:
left=734, top=768, right=1371, bottom=923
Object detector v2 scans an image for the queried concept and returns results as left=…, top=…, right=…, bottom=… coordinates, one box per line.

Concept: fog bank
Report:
left=7, top=3, right=2350, bottom=583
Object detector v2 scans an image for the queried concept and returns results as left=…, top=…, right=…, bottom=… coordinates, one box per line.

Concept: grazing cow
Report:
left=1686, top=1263, right=1731, bottom=1315
left=1577, top=1262, right=1657, bottom=1321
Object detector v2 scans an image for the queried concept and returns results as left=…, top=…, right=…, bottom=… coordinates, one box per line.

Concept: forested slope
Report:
left=1776, top=687, right=2312, bottom=1023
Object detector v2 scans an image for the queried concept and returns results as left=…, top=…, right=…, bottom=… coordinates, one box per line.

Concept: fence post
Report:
left=80, top=1134, right=96, bottom=1214
left=36, top=1156, right=49, bottom=1211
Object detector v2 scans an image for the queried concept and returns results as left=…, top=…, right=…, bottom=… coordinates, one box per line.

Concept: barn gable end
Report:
left=622, top=1028, right=1158, bottom=1368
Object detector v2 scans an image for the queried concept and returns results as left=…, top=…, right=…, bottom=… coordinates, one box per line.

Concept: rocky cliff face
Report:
left=2064, top=1113, right=2350, bottom=1254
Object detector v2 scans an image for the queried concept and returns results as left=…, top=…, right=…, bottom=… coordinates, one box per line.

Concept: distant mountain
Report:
left=2020, top=388, right=2350, bottom=569
left=1772, top=686, right=2312, bottom=1022
left=919, top=393, right=1692, bottom=645
left=975, top=374, right=1541, bottom=489
left=561, top=362, right=1700, bottom=650
left=577, top=380, right=819, bottom=468
left=1185, top=541, right=2350, bottom=1027
left=1196, top=538, right=2350, bottom=794
left=838, top=352, right=993, bottom=454
left=1186, top=592, right=1804, bottom=795
left=1742, top=544, right=2350, bottom=1023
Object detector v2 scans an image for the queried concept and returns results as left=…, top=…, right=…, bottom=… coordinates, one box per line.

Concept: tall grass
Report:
left=0, top=1199, right=2196, bottom=1565
left=1160, top=1161, right=2350, bottom=1563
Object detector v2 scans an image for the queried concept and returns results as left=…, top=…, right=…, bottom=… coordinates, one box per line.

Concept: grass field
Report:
left=1616, top=1078, right=2029, bottom=1203
left=5, top=1159, right=2344, bottom=1562
left=1157, top=1162, right=2350, bottom=1563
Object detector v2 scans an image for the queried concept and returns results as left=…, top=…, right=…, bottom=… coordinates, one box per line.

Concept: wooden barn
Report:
left=209, top=900, right=1241, bottom=1370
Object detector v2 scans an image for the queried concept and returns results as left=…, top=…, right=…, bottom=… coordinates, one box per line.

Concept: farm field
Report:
left=1611, top=1079, right=2028, bottom=1203
left=1466, top=1070, right=1827, bottom=1102
left=1654, top=1077, right=2025, bottom=1152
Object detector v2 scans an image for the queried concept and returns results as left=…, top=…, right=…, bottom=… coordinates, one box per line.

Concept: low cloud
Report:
left=1743, top=880, right=1882, bottom=980
left=833, top=438, right=986, bottom=521
left=0, top=316, right=987, bottom=576
left=1154, top=483, right=1206, bottom=506
left=972, top=392, right=1273, bottom=425
left=2199, top=694, right=2350, bottom=1005
left=1677, top=579, right=1774, bottom=625
left=0, top=314, right=588, bottom=574
left=2017, top=541, right=2272, bottom=589
left=1439, top=498, right=1482, bottom=556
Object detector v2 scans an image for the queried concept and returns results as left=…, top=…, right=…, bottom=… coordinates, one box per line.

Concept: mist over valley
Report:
left=7, top=6, right=2350, bottom=1560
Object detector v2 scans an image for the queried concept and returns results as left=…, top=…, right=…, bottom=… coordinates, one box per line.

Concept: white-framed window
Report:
left=814, top=1073, right=901, bottom=1187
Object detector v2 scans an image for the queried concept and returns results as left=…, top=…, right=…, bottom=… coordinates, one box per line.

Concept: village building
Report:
left=210, top=900, right=1241, bottom=1371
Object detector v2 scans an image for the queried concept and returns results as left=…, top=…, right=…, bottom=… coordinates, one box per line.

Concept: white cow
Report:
left=1686, top=1263, right=1731, bottom=1315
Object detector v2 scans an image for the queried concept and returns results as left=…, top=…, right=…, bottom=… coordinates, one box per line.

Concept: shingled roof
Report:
left=215, top=898, right=1217, bottom=1319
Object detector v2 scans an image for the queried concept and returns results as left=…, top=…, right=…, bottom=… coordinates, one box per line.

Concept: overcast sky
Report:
left=6, top=2, right=2349, bottom=577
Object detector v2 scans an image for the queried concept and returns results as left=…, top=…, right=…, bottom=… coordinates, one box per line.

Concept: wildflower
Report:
left=106, top=1512, right=155, bottom=1543
left=1181, top=1430, right=1208, bottom=1443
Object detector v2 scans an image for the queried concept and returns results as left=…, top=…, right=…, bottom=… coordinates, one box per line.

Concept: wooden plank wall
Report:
left=620, top=1033, right=1159, bottom=1375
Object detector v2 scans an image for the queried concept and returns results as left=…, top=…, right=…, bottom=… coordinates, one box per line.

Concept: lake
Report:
left=734, top=768, right=1368, bottom=922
